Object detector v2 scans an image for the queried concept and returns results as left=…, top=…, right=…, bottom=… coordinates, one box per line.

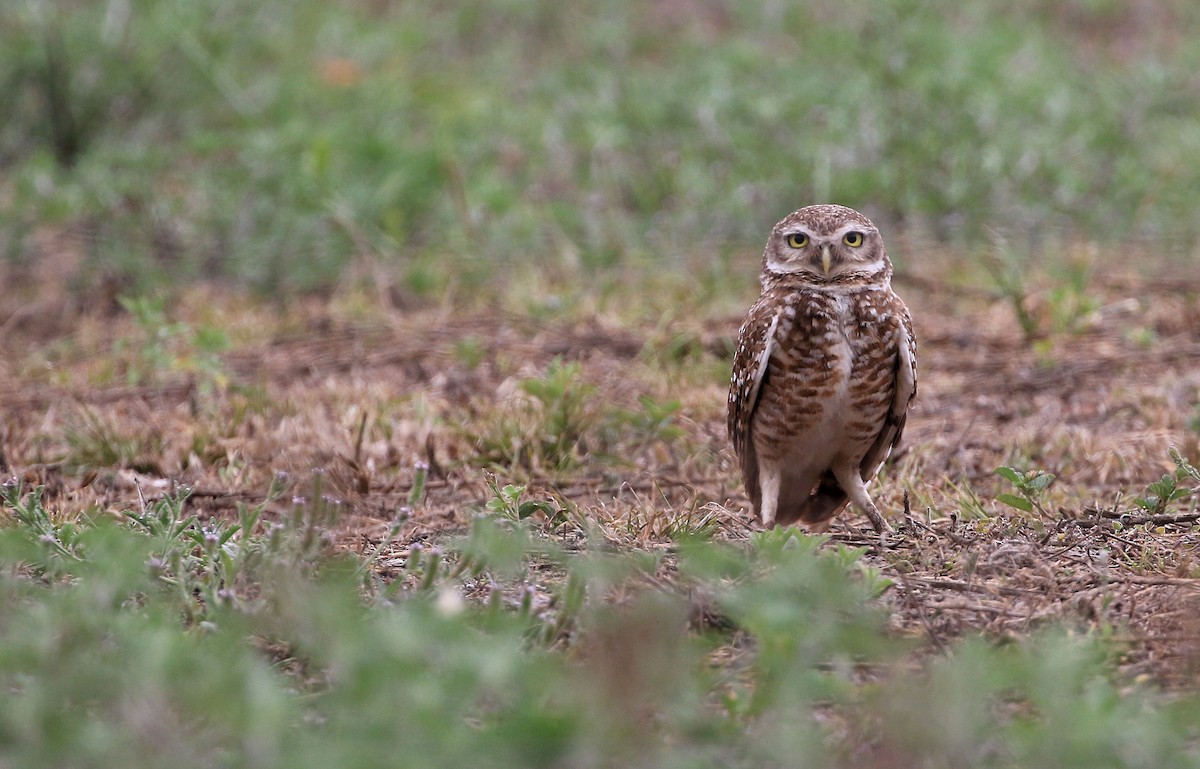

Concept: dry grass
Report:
left=3, top=243, right=1200, bottom=688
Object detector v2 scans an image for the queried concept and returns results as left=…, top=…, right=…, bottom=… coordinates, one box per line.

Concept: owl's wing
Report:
left=728, top=300, right=780, bottom=512
left=860, top=305, right=917, bottom=479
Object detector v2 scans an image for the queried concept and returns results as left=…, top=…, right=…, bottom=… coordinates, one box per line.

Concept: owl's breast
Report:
left=753, top=290, right=895, bottom=458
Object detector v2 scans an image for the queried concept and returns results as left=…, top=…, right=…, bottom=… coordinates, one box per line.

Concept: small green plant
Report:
left=622, top=498, right=723, bottom=543
left=1134, top=447, right=1200, bottom=515
left=484, top=480, right=559, bottom=523
left=1045, top=256, right=1100, bottom=334
left=945, top=478, right=990, bottom=520
left=984, top=244, right=1041, bottom=341
left=1188, top=406, right=1200, bottom=436
left=0, top=479, right=84, bottom=565
left=119, top=473, right=300, bottom=622
left=62, top=406, right=165, bottom=474
left=518, top=358, right=594, bottom=461
left=984, top=245, right=1100, bottom=343
left=469, top=368, right=688, bottom=475
left=128, top=490, right=248, bottom=621
left=468, top=358, right=598, bottom=473
left=452, top=336, right=486, bottom=370
left=995, top=465, right=1056, bottom=516
left=115, top=295, right=229, bottom=393
left=407, top=461, right=428, bottom=509
left=1135, top=474, right=1190, bottom=516
left=606, top=394, right=684, bottom=450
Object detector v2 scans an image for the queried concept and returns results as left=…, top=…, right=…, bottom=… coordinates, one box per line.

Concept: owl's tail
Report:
left=775, top=471, right=849, bottom=529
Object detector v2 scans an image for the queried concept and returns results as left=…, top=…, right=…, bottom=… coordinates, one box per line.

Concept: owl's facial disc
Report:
left=766, top=223, right=883, bottom=279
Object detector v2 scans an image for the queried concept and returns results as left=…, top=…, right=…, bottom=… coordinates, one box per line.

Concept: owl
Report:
left=727, top=204, right=916, bottom=537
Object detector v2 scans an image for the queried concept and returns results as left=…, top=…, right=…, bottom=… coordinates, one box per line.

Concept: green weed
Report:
left=996, top=465, right=1057, bottom=517
left=484, top=480, right=560, bottom=524
left=984, top=241, right=1103, bottom=343
left=619, top=497, right=724, bottom=544
left=1134, top=447, right=1200, bottom=516
left=62, top=406, right=165, bottom=475
left=468, top=358, right=597, bottom=474
left=605, top=394, right=685, bottom=450
left=0, top=479, right=83, bottom=565
left=945, top=478, right=991, bottom=520
left=3, top=481, right=1200, bottom=767
left=467, top=363, right=689, bottom=476
left=115, top=294, right=229, bottom=393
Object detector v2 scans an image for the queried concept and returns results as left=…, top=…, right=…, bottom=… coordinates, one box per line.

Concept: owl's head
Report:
left=761, top=204, right=891, bottom=286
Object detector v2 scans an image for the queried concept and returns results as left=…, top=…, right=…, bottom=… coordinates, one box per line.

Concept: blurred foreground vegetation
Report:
left=3, top=480, right=1199, bottom=768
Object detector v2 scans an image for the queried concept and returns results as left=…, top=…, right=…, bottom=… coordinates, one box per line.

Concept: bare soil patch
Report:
left=3, top=263, right=1200, bottom=686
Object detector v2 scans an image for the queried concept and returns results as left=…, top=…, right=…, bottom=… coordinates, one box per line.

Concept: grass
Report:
left=3, top=0, right=1200, bottom=296
left=3, top=480, right=1200, bottom=768
left=4, top=0, right=1200, bottom=765
left=4, top=281, right=1200, bottom=765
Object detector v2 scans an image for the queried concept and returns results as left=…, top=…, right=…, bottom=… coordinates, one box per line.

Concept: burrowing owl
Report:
left=728, top=204, right=916, bottom=536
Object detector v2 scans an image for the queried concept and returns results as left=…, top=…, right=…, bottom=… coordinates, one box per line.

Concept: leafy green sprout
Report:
left=995, top=465, right=1056, bottom=517
left=452, top=336, right=486, bottom=370
left=1045, top=257, right=1099, bottom=334
left=0, top=478, right=83, bottom=563
left=1134, top=447, right=1200, bottom=516
left=484, top=480, right=560, bottom=524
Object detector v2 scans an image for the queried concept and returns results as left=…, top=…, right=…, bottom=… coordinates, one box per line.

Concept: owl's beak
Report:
left=820, top=244, right=833, bottom=274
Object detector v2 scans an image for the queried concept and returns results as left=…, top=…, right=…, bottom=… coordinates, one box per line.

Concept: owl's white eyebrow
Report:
left=829, top=224, right=874, bottom=237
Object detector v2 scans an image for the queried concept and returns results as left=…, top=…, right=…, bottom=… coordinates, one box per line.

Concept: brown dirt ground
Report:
left=2, top=249, right=1200, bottom=688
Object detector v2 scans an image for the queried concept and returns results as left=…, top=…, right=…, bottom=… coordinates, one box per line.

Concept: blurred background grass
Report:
left=2, top=0, right=1199, bottom=297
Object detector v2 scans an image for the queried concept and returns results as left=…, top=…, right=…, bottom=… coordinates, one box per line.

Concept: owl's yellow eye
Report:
left=785, top=233, right=808, bottom=249
left=843, top=231, right=864, bottom=247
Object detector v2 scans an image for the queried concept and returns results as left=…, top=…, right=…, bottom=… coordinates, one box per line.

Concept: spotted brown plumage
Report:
left=727, top=204, right=917, bottom=537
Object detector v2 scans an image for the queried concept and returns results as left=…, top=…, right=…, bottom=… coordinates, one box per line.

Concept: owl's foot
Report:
left=873, top=519, right=894, bottom=550
left=862, top=506, right=893, bottom=550
left=831, top=466, right=891, bottom=547
left=864, top=508, right=891, bottom=533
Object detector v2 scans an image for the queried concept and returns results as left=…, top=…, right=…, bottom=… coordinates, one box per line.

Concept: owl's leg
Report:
left=832, top=466, right=893, bottom=545
left=757, top=460, right=782, bottom=527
